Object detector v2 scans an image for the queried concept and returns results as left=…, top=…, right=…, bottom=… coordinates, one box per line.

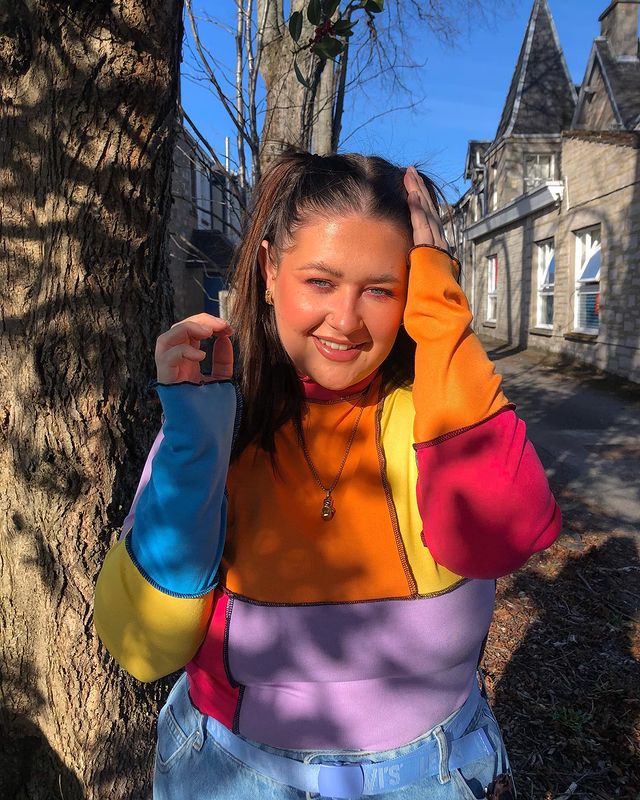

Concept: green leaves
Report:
left=322, top=0, right=341, bottom=16
left=313, top=36, right=344, bottom=60
left=307, top=0, right=322, bottom=26
left=288, top=0, right=382, bottom=84
left=288, top=10, right=303, bottom=43
left=332, top=18, right=355, bottom=37
left=294, top=60, right=310, bottom=88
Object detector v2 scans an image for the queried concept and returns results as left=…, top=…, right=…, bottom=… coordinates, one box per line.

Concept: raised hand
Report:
left=403, top=166, right=450, bottom=251
left=155, top=313, right=233, bottom=384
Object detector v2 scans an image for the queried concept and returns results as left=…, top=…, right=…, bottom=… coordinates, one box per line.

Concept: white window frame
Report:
left=491, top=166, right=498, bottom=211
left=536, top=238, right=555, bottom=329
left=574, top=226, right=601, bottom=334
left=486, top=255, right=498, bottom=322
left=524, top=153, right=555, bottom=194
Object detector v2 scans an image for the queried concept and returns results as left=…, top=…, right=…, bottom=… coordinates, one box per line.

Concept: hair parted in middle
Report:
left=228, top=149, right=445, bottom=456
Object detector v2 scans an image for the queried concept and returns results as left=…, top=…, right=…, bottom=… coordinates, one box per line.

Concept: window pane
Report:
left=577, top=292, right=599, bottom=331
left=547, top=255, right=555, bottom=284
left=580, top=248, right=601, bottom=281
left=541, top=294, right=554, bottom=326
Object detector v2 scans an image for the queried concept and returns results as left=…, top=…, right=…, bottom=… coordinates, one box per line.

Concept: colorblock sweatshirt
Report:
left=94, top=245, right=561, bottom=751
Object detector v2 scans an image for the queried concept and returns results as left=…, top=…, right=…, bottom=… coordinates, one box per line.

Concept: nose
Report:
left=326, top=289, right=364, bottom=336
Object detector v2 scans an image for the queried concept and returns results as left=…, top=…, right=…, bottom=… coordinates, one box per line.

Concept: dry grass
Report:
left=483, top=487, right=640, bottom=800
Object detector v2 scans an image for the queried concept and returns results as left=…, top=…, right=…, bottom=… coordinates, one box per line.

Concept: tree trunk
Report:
left=257, top=0, right=335, bottom=170
left=313, top=59, right=337, bottom=156
left=0, top=1, right=183, bottom=797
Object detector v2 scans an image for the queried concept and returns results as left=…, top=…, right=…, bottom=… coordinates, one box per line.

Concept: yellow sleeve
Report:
left=94, top=536, right=214, bottom=682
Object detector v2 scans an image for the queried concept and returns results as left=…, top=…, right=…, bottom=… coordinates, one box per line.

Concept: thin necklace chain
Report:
left=299, top=382, right=372, bottom=521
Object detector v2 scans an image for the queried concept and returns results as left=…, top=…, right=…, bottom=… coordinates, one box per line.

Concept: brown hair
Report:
left=229, top=150, right=443, bottom=455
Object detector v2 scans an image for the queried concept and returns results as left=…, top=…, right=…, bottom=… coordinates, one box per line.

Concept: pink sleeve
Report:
left=416, top=407, right=562, bottom=579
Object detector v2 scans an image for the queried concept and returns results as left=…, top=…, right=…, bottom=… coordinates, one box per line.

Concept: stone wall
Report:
left=575, top=60, right=618, bottom=130
left=469, top=133, right=640, bottom=383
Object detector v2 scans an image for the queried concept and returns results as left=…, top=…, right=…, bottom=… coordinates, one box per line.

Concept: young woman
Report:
left=94, top=152, right=561, bottom=799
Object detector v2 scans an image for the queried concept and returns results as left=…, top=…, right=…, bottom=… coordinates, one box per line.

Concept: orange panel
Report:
left=223, top=382, right=413, bottom=604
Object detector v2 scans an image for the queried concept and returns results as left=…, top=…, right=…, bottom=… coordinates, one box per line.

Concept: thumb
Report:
left=209, top=335, right=234, bottom=381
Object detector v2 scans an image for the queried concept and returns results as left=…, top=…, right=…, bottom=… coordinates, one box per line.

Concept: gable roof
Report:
left=594, top=38, right=640, bottom=129
left=495, top=0, right=578, bottom=140
left=572, top=36, right=640, bottom=131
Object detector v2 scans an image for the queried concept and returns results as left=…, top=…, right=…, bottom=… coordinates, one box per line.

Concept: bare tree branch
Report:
left=185, top=0, right=254, bottom=151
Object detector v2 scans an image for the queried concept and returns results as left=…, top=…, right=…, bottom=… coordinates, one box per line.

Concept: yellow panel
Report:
left=94, top=537, right=214, bottom=682
left=379, top=387, right=464, bottom=596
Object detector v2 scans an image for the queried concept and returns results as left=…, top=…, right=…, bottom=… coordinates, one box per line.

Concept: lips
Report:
left=312, top=335, right=368, bottom=362
left=316, top=336, right=362, bottom=351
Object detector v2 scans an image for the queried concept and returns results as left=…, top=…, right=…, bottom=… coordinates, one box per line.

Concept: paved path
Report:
left=483, top=339, right=640, bottom=535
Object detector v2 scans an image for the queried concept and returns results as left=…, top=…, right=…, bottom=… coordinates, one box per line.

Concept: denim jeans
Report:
left=153, top=673, right=512, bottom=800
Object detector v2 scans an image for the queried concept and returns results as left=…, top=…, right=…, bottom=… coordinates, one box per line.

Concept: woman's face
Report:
left=261, top=213, right=411, bottom=391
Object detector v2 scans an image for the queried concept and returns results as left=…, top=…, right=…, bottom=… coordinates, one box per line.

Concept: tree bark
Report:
left=257, top=0, right=335, bottom=170
left=0, top=1, right=183, bottom=797
left=313, top=58, right=337, bottom=156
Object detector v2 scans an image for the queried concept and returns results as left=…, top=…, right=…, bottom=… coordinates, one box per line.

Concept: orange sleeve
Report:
left=403, top=245, right=508, bottom=443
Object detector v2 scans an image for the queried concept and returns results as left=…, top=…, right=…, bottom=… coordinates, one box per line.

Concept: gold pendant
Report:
left=321, top=493, right=335, bottom=521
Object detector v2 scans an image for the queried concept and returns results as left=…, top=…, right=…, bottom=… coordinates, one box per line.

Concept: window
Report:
left=574, top=226, right=601, bottom=334
left=524, top=153, right=554, bottom=193
left=191, top=159, right=214, bottom=230
left=487, top=255, right=498, bottom=322
left=536, top=239, right=555, bottom=328
left=491, top=166, right=498, bottom=211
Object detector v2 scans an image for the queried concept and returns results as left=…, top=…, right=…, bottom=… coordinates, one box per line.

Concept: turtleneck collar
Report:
left=300, top=370, right=378, bottom=402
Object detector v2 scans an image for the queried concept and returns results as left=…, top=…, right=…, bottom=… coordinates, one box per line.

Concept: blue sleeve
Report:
left=127, top=380, right=238, bottom=597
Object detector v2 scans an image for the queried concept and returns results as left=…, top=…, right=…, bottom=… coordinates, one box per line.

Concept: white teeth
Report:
left=318, top=338, right=354, bottom=351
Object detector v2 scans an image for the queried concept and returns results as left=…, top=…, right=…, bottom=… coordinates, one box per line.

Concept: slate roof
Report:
left=594, top=38, right=640, bottom=129
left=495, top=0, right=577, bottom=140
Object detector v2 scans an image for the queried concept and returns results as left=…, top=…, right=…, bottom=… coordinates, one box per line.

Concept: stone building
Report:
left=167, top=121, right=242, bottom=321
left=451, top=0, right=640, bottom=382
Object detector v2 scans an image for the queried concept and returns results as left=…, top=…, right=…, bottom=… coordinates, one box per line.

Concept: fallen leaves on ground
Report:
left=484, top=487, right=639, bottom=800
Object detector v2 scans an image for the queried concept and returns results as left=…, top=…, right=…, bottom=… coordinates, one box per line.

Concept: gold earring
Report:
left=265, top=288, right=274, bottom=306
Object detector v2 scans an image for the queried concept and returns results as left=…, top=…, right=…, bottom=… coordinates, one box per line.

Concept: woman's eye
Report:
left=307, top=279, right=332, bottom=288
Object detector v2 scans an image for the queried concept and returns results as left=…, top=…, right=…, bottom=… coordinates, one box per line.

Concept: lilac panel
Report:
left=227, top=580, right=495, bottom=750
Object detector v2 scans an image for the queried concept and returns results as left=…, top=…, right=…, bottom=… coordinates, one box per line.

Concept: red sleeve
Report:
left=415, top=409, right=561, bottom=578
left=404, top=246, right=561, bottom=578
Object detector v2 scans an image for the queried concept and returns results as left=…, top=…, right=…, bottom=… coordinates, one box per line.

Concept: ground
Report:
left=481, top=342, right=640, bottom=800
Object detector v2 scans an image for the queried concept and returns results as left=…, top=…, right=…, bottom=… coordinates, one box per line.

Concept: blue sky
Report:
left=181, top=1, right=604, bottom=201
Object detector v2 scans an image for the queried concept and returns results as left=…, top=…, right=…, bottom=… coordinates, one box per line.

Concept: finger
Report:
left=163, top=343, right=206, bottom=367
left=210, top=335, right=234, bottom=381
left=169, top=314, right=233, bottom=339
left=158, top=319, right=232, bottom=354
left=174, top=312, right=233, bottom=332
left=410, top=168, right=449, bottom=248
left=407, top=190, right=434, bottom=247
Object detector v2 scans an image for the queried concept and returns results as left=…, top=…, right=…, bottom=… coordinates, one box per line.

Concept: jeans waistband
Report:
left=201, top=680, right=492, bottom=799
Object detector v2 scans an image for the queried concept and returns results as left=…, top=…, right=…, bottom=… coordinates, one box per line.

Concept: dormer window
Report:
left=524, top=153, right=555, bottom=193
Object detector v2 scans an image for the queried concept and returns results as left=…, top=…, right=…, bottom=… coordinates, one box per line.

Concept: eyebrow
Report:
left=296, top=262, right=401, bottom=284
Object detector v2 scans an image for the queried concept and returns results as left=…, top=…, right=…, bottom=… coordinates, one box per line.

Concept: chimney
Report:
left=599, top=0, right=640, bottom=59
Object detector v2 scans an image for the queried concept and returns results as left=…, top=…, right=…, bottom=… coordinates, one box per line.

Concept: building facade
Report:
left=451, top=0, right=640, bottom=382
left=168, top=121, right=242, bottom=321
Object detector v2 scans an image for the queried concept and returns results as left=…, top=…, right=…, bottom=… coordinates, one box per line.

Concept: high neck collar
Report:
left=300, top=371, right=378, bottom=402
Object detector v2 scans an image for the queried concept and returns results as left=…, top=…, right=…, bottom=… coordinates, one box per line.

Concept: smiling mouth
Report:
left=315, top=337, right=365, bottom=351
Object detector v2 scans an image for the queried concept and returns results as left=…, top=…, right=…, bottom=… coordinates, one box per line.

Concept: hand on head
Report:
left=155, top=313, right=233, bottom=384
left=403, top=166, right=449, bottom=251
